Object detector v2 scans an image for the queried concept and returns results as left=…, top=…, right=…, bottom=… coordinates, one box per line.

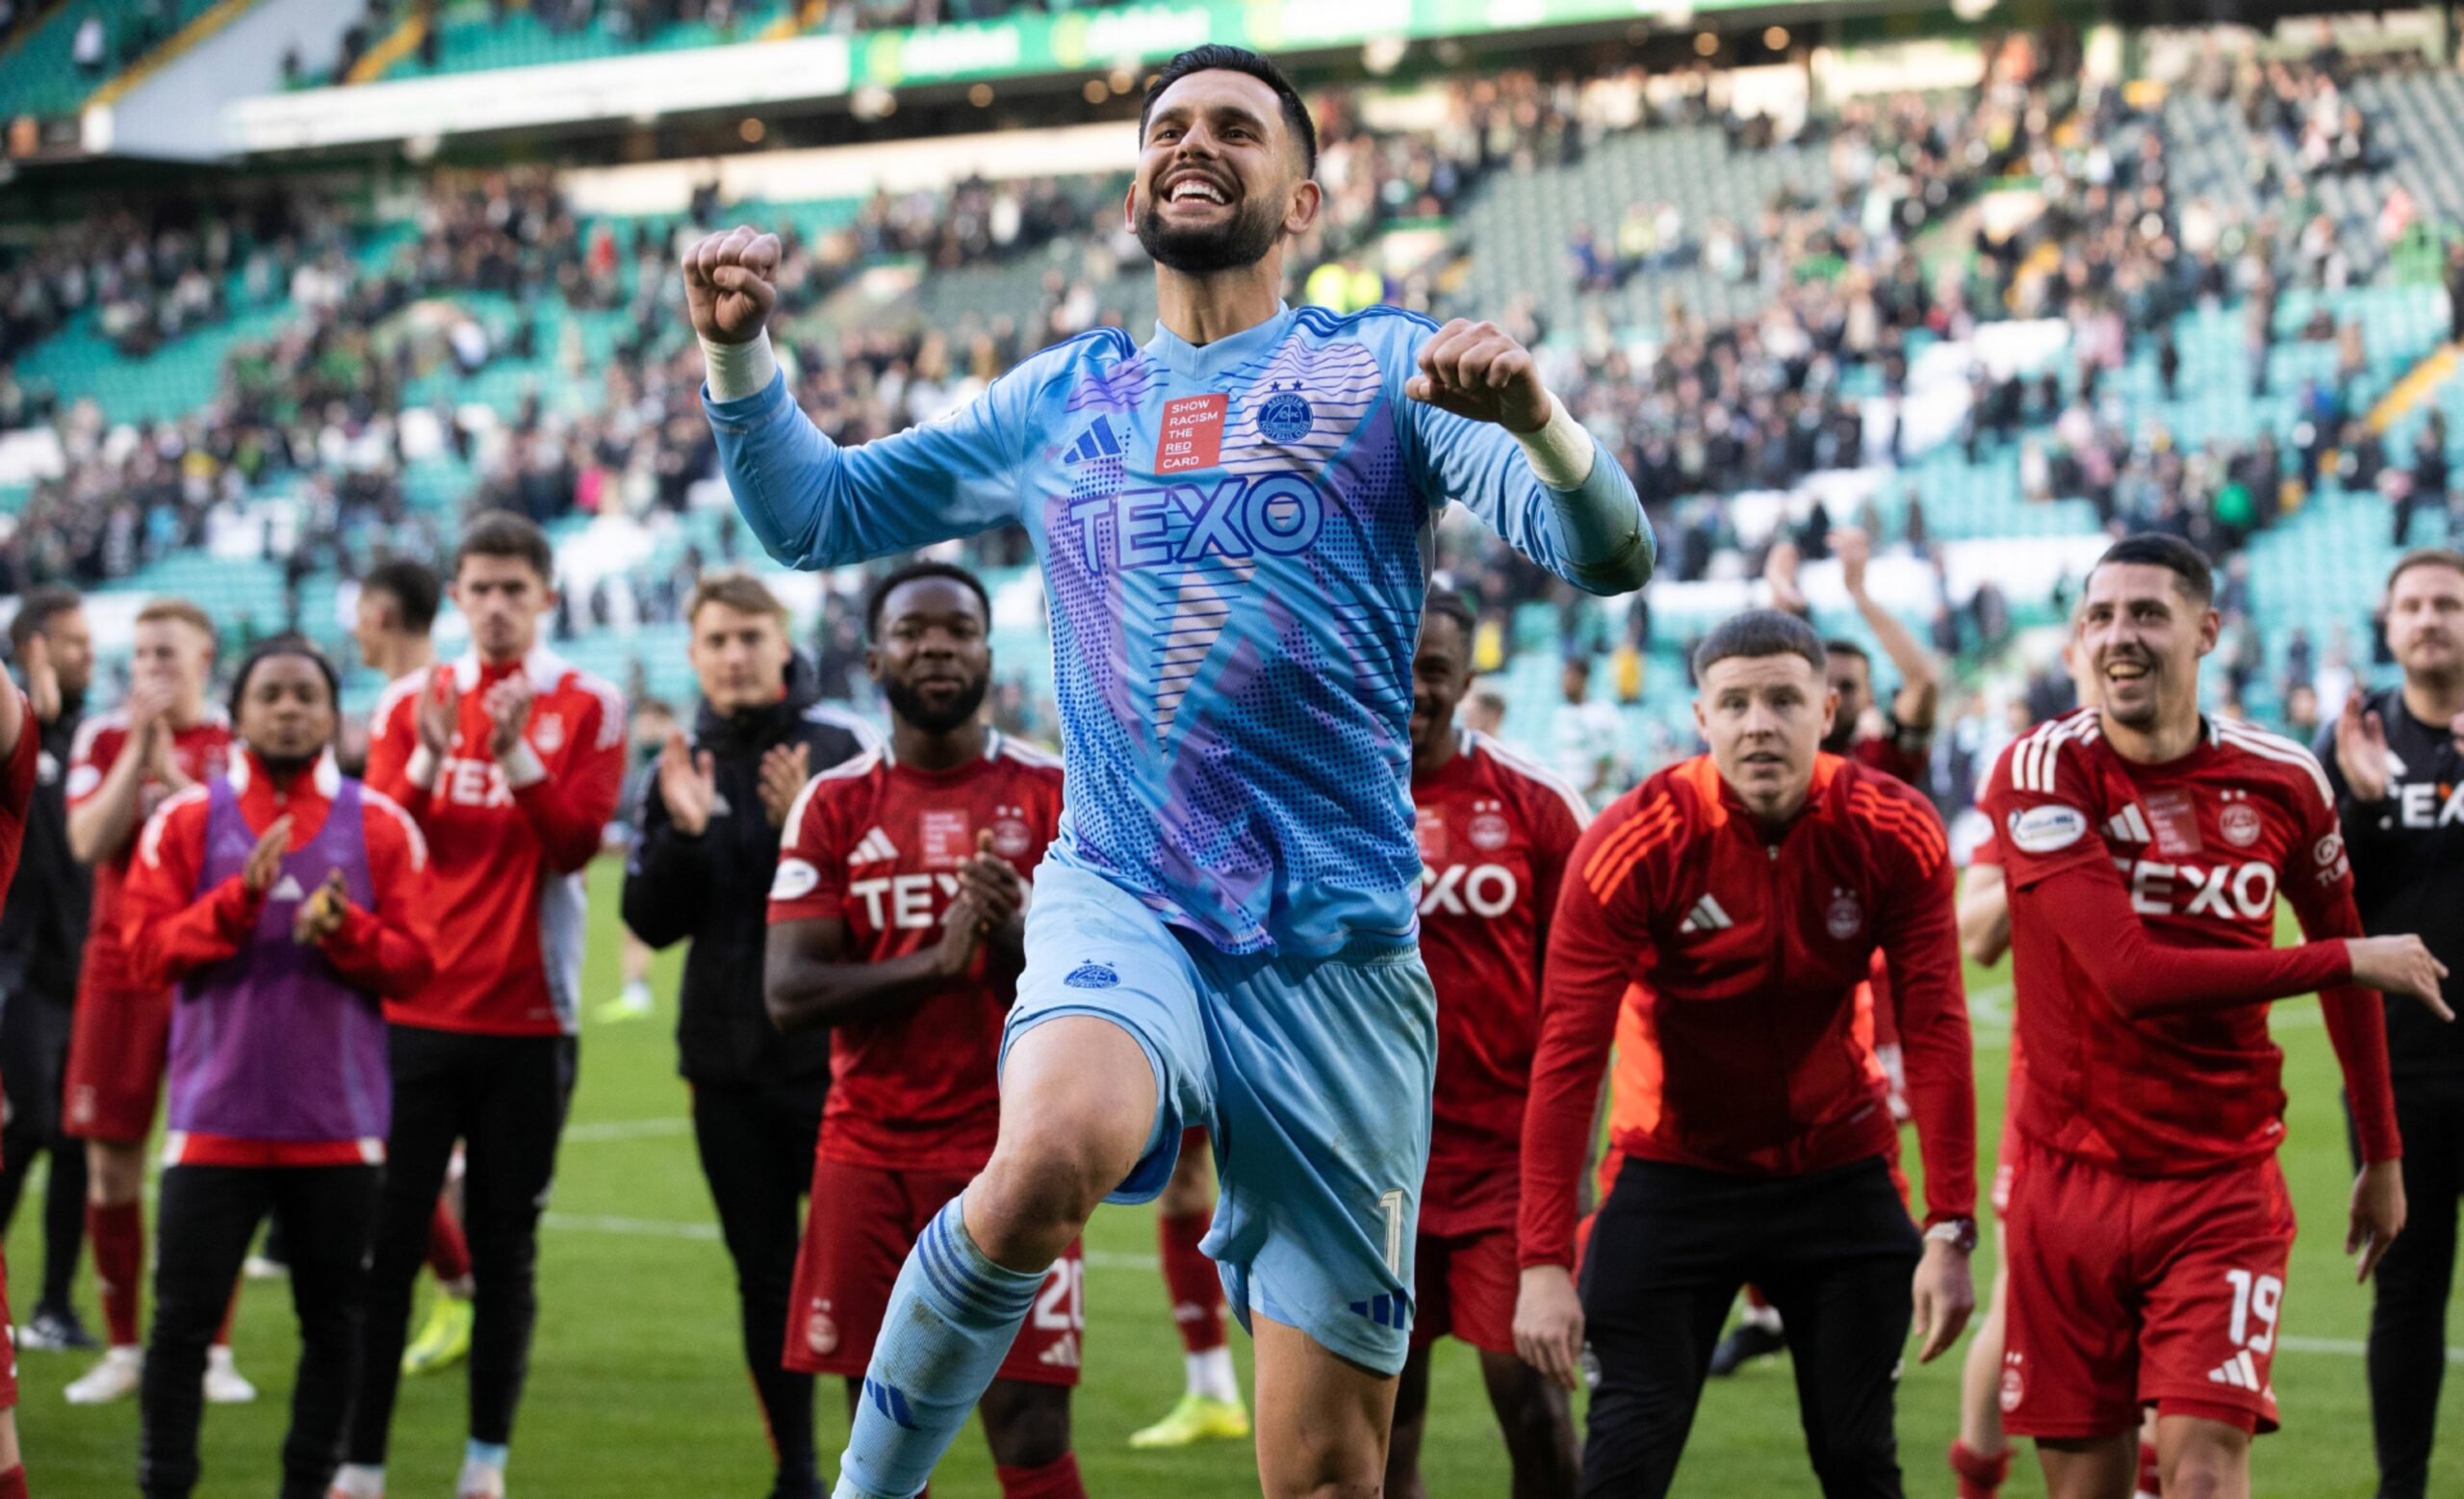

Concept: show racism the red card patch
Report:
left=1155, top=394, right=1227, bottom=474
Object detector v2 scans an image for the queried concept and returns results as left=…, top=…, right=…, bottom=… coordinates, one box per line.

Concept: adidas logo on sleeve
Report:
left=1677, top=893, right=1733, bottom=934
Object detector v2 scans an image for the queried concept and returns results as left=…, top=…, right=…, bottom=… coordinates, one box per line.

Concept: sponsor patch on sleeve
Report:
left=2007, top=804, right=2090, bottom=855
left=770, top=859, right=822, bottom=902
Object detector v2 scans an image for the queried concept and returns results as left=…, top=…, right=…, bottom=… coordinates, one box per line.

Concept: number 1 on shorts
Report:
left=1378, top=1189, right=1405, bottom=1276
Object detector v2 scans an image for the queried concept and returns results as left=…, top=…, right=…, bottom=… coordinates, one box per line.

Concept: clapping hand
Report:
left=758, top=742, right=810, bottom=830
left=483, top=675, right=535, bottom=762
left=657, top=730, right=718, bottom=836
left=294, top=869, right=349, bottom=945
left=242, top=815, right=295, bottom=896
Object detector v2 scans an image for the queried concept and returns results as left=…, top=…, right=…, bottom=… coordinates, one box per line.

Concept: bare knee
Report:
left=971, top=1127, right=1122, bottom=1258
left=2159, top=1418, right=2249, bottom=1499
left=87, top=1140, right=142, bottom=1204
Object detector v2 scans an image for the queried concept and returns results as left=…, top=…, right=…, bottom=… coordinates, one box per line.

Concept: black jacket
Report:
left=623, top=662, right=880, bottom=1091
left=2317, top=688, right=2464, bottom=1079
left=0, top=701, right=90, bottom=1002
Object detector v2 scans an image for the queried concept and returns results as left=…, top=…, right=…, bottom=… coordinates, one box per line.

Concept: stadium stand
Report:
left=5, top=29, right=2462, bottom=800
left=0, top=0, right=222, bottom=119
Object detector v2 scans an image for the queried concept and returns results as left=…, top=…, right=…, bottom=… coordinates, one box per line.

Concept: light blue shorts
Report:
left=1003, top=861, right=1436, bottom=1375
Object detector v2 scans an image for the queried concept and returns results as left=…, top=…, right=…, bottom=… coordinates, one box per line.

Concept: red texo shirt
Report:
left=1521, top=753, right=1976, bottom=1270
left=1412, top=729, right=1588, bottom=1237
left=767, top=732, right=1065, bottom=1173
left=365, top=648, right=626, bottom=1035
left=67, top=709, right=234, bottom=995
left=1981, top=709, right=2400, bottom=1176
left=120, top=748, right=436, bottom=1165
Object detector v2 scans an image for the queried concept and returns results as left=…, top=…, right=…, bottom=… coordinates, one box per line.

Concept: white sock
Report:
left=207, top=1344, right=236, bottom=1369
left=622, top=979, right=651, bottom=1006
left=1185, top=1345, right=1238, bottom=1403
left=330, top=1463, right=385, bottom=1499
left=1741, top=1302, right=1784, bottom=1332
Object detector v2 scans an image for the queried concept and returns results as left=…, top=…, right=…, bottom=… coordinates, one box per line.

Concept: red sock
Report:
left=89, top=1200, right=143, bottom=1348
left=995, top=1454, right=1085, bottom=1499
left=2139, top=1438, right=2163, bottom=1495
left=427, top=1197, right=473, bottom=1284
left=0, top=1460, right=26, bottom=1499
left=1948, top=1439, right=2011, bottom=1499
left=1158, top=1211, right=1224, bottom=1355
left=1743, top=1283, right=1772, bottom=1311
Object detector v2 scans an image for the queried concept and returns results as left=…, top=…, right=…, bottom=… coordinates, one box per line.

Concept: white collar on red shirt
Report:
left=449, top=643, right=568, bottom=695
left=226, top=745, right=342, bottom=797
left=880, top=728, right=1004, bottom=769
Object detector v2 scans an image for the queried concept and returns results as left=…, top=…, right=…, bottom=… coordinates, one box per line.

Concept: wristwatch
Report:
left=1925, top=1218, right=1979, bottom=1253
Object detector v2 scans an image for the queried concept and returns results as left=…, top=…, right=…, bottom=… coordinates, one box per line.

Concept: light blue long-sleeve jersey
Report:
left=706, top=303, right=1650, bottom=958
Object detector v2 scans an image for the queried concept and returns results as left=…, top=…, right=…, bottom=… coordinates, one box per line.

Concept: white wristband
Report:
left=701, top=330, right=779, bottom=402
left=1515, top=394, right=1597, bottom=490
left=500, top=740, right=549, bottom=790
left=404, top=746, right=439, bottom=792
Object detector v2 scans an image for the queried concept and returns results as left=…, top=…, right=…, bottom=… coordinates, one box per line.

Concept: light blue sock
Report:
left=834, top=1196, right=1046, bottom=1499
left=465, top=1439, right=509, bottom=1469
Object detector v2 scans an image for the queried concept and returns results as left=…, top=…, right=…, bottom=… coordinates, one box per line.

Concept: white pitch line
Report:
left=532, top=1218, right=2463, bottom=1360
left=561, top=1117, right=695, bottom=1143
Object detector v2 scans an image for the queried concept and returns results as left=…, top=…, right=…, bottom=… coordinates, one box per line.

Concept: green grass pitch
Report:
left=10, top=863, right=2458, bottom=1495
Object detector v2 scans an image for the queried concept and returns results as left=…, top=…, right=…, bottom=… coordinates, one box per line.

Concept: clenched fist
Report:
left=1404, top=319, right=1552, bottom=433
left=680, top=225, right=783, bottom=346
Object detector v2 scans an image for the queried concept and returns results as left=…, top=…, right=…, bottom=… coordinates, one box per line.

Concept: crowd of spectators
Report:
left=3, top=36, right=2457, bottom=792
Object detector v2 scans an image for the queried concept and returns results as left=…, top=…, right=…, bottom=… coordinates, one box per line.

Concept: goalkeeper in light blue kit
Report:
left=683, top=45, right=1653, bottom=1499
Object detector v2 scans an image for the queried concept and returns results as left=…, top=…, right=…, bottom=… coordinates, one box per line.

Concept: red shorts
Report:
left=1409, top=1225, right=1517, bottom=1355
left=785, top=1157, right=1083, bottom=1385
left=2001, top=1138, right=2293, bottom=1438
left=64, top=976, right=170, bottom=1144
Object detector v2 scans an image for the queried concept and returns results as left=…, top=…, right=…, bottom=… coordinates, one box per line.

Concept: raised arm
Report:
left=1837, top=528, right=1939, bottom=735
left=684, top=227, right=1025, bottom=569
left=1399, top=319, right=1654, bottom=597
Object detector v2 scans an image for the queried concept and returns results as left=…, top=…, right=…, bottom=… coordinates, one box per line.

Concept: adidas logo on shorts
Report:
left=2207, top=1350, right=2263, bottom=1391
left=1065, top=962, right=1118, bottom=990
left=1040, top=1332, right=1081, bottom=1368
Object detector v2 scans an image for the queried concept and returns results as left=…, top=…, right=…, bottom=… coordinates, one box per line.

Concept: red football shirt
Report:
left=1412, top=729, right=1588, bottom=1236
left=67, top=709, right=234, bottom=995
left=1982, top=709, right=2399, bottom=1176
left=768, top=731, right=1065, bottom=1173
left=364, top=648, right=628, bottom=1036
left=1521, top=753, right=1976, bottom=1269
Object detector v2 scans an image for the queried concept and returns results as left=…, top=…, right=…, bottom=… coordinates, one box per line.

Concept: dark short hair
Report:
left=2090, top=533, right=2214, bottom=607
left=9, top=584, right=81, bottom=659
left=226, top=634, right=340, bottom=722
left=1140, top=45, right=1319, bottom=176
left=865, top=561, right=991, bottom=641
left=1421, top=588, right=1476, bottom=647
left=362, top=557, right=441, bottom=635
left=454, top=510, right=555, bottom=585
left=1694, top=608, right=1828, bottom=679
left=1823, top=638, right=1869, bottom=668
left=2387, top=547, right=2464, bottom=593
